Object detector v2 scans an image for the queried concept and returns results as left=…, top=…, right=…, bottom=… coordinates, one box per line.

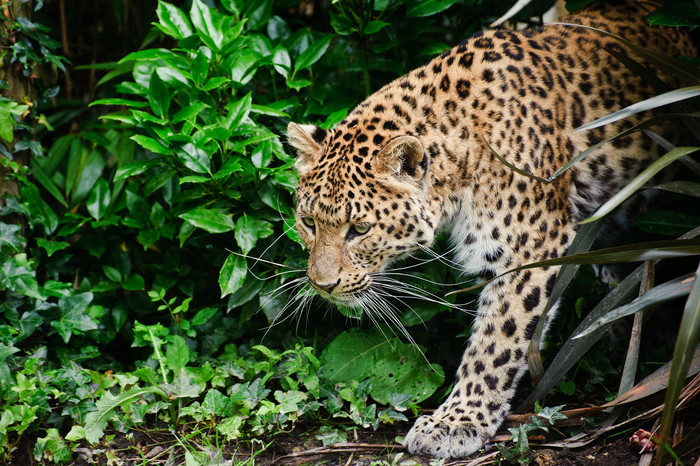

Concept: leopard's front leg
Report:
left=404, top=248, right=567, bottom=458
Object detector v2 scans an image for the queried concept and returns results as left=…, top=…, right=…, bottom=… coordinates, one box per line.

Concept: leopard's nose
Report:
left=308, top=277, right=341, bottom=293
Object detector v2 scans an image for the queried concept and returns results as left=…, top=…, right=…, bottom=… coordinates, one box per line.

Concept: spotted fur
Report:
left=287, top=0, right=695, bottom=458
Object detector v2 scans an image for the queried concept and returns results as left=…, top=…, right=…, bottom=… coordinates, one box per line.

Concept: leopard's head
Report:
left=287, top=121, right=440, bottom=308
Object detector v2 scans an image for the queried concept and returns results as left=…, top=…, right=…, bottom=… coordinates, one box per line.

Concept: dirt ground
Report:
left=11, top=419, right=698, bottom=466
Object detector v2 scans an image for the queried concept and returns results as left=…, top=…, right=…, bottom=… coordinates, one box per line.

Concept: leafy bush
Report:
left=1, top=0, right=699, bottom=463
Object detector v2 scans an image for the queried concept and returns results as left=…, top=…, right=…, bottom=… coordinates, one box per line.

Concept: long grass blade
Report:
left=654, top=260, right=700, bottom=465
left=575, top=273, right=696, bottom=338
left=581, top=147, right=700, bottom=224
left=527, top=220, right=605, bottom=384
left=516, top=265, right=643, bottom=412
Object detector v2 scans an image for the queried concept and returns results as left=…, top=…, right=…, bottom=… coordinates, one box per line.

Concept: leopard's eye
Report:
left=348, top=223, right=371, bottom=237
left=301, top=217, right=316, bottom=230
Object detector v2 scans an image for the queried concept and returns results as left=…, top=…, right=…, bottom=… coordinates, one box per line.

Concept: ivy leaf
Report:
left=51, top=292, right=97, bottom=343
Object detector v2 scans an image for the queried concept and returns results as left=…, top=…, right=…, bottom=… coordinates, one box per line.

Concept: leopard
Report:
left=286, top=0, right=695, bottom=458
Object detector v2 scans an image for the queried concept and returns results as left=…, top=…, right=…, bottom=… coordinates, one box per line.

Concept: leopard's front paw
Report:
left=403, top=414, right=489, bottom=458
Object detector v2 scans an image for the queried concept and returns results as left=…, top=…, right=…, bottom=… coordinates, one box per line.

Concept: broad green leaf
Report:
left=272, top=46, right=291, bottom=79
left=156, top=0, right=194, bottom=40
left=179, top=207, right=235, bottom=233
left=72, top=150, right=106, bottom=205
left=165, top=335, right=190, bottom=374
left=52, top=293, right=97, bottom=343
left=286, top=79, right=312, bottom=91
left=191, top=0, right=224, bottom=51
left=31, top=158, right=68, bottom=207
left=294, top=35, right=332, bottom=74
left=123, top=274, right=145, bottom=290
left=363, top=20, right=389, bottom=35
left=86, top=178, right=110, bottom=221
left=634, top=210, right=700, bottom=236
left=130, top=135, right=170, bottom=155
left=320, top=328, right=394, bottom=383
left=191, top=50, right=209, bottom=85
left=234, top=214, right=274, bottom=255
left=177, top=143, right=211, bottom=174
left=0, top=223, right=23, bottom=253
left=407, top=0, right=460, bottom=17
left=230, top=49, right=260, bottom=86
left=0, top=108, right=14, bottom=142
left=36, top=238, right=69, bottom=257
left=172, top=102, right=209, bottom=124
left=147, top=71, right=170, bottom=118
left=114, top=159, right=160, bottom=180
left=219, top=253, right=247, bottom=297
left=125, top=190, right=150, bottom=226
left=370, top=347, right=444, bottom=405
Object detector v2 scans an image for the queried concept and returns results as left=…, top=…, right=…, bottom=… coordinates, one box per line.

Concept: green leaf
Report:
left=648, top=2, right=700, bottom=27
left=72, top=150, right=106, bottom=205
left=0, top=223, right=23, bottom=253
left=272, top=46, right=291, bottom=79
left=90, top=98, right=148, bottom=107
left=123, top=274, right=145, bottom=291
left=179, top=207, right=235, bottom=233
left=114, top=159, right=160, bottom=180
left=52, top=293, right=97, bottom=343
left=176, top=143, right=211, bottom=174
left=147, top=71, right=170, bottom=118
left=86, top=178, right=111, bottom=221
left=156, top=0, right=194, bottom=40
left=294, top=35, right=332, bottom=74
left=191, top=50, right=209, bottom=85
left=166, top=335, right=190, bottom=374
left=407, top=0, right=459, bottom=17
left=235, top=214, right=273, bottom=255
left=0, top=108, right=14, bottom=143
left=192, top=307, right=218, bottom=326
left=191, top=0, right=224, bottom=51
left=633, top=210, right=700, bottom=237
left=363, top=20, right=389, bottom=35
left=130, top=135, right=170, bottom=155
left=219, top=253, right=247, bottom=297
left=35, top=238, right=69, bottom=257
left=286, top=79, right=312, bottom=91
left=84, top=386, right=165, bottom=444
left=370, top=346, right=444, bottom=405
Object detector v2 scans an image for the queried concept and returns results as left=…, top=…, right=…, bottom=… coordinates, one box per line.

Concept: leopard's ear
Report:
left=287, top=122, right=327, bottom=175
left=376, top=135, right=428, bottom=181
